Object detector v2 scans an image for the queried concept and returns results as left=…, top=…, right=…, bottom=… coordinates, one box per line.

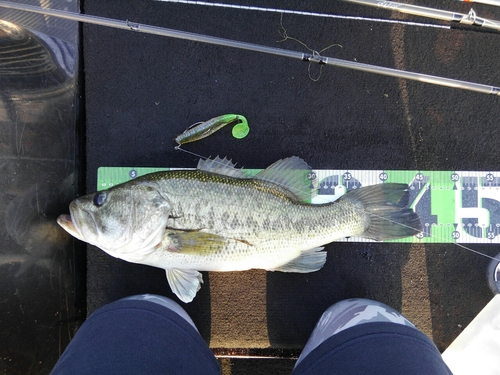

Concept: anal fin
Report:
left=166, top=268, right=203, bottom=303
left=269, top=247, right=326, bottom=273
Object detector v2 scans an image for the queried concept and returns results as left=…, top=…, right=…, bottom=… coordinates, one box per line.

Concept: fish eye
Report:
left=93, top=191, right=107, bottom=207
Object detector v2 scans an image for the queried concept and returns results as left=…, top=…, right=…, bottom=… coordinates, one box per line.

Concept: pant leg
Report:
left=292, top=322, right=453, bottom=375
left=51, top=296, right=220, bottom=375
left=292, top=299, right=452, bottom=375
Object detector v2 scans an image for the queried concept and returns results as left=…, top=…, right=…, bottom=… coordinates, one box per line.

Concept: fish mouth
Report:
left=57, top=213, right=84, bottom=241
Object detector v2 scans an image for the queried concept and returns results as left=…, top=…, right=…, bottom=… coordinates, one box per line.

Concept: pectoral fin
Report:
left=269, top=247, right=326, bottom=273
left=166, top=230, right=227, bottom=255
left=166, top=268, right=203, bottom=303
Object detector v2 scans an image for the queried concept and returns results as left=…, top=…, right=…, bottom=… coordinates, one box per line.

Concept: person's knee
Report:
left=293, top=298, right=452, bottom=375
left=51, top=295, right=220, bottom=375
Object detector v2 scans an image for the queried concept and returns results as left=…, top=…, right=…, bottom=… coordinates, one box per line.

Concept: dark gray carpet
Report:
left=82, top=0, right=500, bottom=362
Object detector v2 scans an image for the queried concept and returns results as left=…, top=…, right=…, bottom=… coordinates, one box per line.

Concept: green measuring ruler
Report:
left=97, top=167, right=500, bottom=244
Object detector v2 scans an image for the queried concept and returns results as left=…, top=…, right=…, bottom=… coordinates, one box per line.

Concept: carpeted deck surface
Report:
left=82, top=0, right=500, bottom=370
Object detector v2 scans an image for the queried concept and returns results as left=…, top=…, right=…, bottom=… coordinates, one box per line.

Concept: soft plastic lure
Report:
left=174, top=114, right=249, bottom=148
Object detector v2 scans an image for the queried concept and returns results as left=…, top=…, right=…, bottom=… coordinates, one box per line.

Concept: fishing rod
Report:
left=0, top=1, right=499, bottom=96
left=344, top=0, right=500, bottom=31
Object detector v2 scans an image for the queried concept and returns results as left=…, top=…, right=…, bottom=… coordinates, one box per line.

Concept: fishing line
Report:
left=368, top=211, right=500, bottom=262
left=175, top=145, right=214, bottom=160
left=175, top=147, right=500, bottom=262
left=277, top=14, right=342, bottom=82
left=156, top=0, right=500, bottom=33
left=154, top=0, right=452, bottom=29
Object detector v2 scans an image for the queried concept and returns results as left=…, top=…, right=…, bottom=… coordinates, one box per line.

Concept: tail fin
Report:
left=343, top=183, right=422, bottom=241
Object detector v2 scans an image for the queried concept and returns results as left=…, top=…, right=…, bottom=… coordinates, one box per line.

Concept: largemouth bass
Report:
left=57, top=156, right=421, bottom=303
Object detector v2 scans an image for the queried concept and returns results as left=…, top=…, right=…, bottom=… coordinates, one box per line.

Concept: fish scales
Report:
left=116, top=169, right=370, bottom=274
left=57, top=156, right=421, bottom=302
left=158, top=170, right=366, bottom=241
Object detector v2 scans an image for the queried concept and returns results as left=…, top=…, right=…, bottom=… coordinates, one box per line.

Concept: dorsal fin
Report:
left=255, top=156, right=317, bottom=203
left=197, top=156, right=248, bottom=178
left=197, top=156, right=317, bottom=202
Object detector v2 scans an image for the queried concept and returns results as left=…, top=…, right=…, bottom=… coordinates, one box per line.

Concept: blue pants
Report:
left=51, top=297, right=452, bottom=374
left=292, top=322, right=452, bottom=374
left=50, top=298, right=220, bottom=374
